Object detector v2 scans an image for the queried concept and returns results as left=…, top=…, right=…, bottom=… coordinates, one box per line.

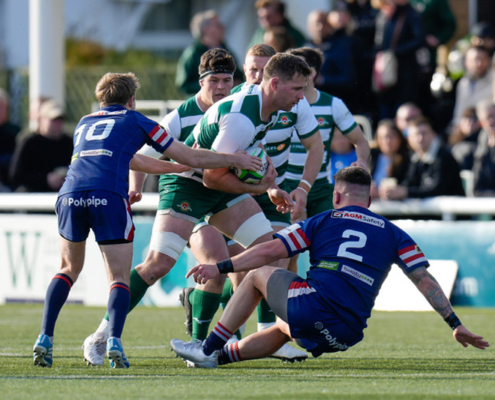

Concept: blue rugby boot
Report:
left=33, top=334, right=53, bottom=368
left=106, top=337, right=130, bottom=368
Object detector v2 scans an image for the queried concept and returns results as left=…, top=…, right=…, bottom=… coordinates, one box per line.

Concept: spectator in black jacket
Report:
left=472, top=100, right=495, bottom=196
left=373, top=0, right=425, bottom=119
left=346, top=0, right=379, bottom=116
left=380, top=116, right=464, bottom=199
left=307, top=4, right=358, bottom=112
left=10, top=100, right=72, bottom=192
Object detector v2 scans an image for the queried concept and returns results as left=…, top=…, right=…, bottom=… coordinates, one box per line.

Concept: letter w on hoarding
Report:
left=5, top=231, right=41, bottom=287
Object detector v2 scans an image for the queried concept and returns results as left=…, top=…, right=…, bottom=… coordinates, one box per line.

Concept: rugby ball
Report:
left=231, top=146, right=268, bottom=184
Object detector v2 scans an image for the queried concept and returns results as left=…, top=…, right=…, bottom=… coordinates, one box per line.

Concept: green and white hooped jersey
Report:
left=181, top=84, right=279, bottom=183
left=264, top=96, right=319, bottom=186
left=287, top=90, right=357, bottom=190
left=138, top=95, right=203, bottom=159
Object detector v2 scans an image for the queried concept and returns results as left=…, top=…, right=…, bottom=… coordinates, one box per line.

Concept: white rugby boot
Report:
left=270, top=343, right=308, bottom=363
left=170, top=338, right=219, bottom=368
left=82, top=332, right=108, bottom=366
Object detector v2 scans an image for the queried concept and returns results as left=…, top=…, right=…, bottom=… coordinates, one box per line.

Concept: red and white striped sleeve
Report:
left=398, top=244, right=429, bottom=269
left=274, top=223, right=311, bottom=257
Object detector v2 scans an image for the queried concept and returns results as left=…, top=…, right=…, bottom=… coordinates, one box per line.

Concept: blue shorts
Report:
left=266, top=269, right=363, bottom=358
left=56, top=190, right=134, bottom=243
left=287, top=278, right=364, bottom=357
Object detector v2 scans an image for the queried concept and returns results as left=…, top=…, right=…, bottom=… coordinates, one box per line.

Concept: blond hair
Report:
left=95, top=72, right=140, bottom=107
left=246, top=44, right=276, bottom=58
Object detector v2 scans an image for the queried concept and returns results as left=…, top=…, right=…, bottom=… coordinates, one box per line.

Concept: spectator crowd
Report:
left=1, top=0, right=495, bottom=200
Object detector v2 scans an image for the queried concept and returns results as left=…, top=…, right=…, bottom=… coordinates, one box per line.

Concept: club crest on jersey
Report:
left=178, top=202, right=192, bottom=212
left=280, top=115, right=292, bottom=125
left=332, top=210, right=385, bottom=228
left=317, top=117, right=326, bottom=126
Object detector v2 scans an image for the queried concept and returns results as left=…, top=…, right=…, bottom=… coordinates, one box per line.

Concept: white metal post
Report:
left=29, top=0, right=65, bottom=109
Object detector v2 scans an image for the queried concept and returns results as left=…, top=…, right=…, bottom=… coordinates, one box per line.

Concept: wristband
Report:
left=299, top=179, right=312, bottom=189
left=444, top=312, right=462, bottom=330
left=296, top=186, right=308, bottom=195
left=216, top=259, right=234, bottom=274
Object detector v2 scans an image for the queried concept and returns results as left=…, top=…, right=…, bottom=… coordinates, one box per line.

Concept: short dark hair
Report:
left=467, top=45, right=491, bottom=58
left=287, top=47, right=324, bottom=82
left=198, top=48, right=237, bottom=77
left=334, top=166, right=372, bottom=187
left=264, top=26, right=295, bottom=52
left=256, top=0, right=285, bottom=15
left=408, top=115, right=434, bottom=130
left=263, top=53, right=311, bottom=82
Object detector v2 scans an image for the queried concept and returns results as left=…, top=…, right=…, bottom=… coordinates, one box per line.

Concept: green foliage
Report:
left=65, top=38, right=173, bottom=68
left=1, top=305, right=494, bottom=399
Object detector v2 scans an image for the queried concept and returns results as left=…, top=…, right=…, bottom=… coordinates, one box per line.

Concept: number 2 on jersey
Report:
left=337, top=229, right=367, bottom=262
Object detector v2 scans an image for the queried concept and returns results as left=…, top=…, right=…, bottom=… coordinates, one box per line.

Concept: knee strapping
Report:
left=232, top=212, right=272, bottom=248
left=149, top=231, right=187, bottom=260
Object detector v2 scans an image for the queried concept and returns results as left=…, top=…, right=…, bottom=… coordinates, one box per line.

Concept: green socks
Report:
left=190, top=289, right=221, bottom=340
left=104, top=268, right=150, bottom=321
left=257, top=298, right=276, bottom=324
left=220, top=278, right=233, bottom=308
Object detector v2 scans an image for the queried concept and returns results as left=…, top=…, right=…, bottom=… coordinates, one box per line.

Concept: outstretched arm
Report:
left=164, top=140, right=263, bottom=171
left=130, top=154, right=190, bottom=175
left=187, top=239, right=289, bottom=284
left=408, top=267, right=489, bottom=350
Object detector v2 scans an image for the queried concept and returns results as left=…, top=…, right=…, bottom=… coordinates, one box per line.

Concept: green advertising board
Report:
left=132, top=218, right=495, bottom=308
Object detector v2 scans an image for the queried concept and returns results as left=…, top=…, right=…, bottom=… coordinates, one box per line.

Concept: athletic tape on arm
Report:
left=149, top=231, right=188, bottom=260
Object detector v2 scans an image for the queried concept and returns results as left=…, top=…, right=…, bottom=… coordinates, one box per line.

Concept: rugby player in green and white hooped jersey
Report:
left=285, top=47, right=370, bottom=274
left=213, top=44, right=322, bottom=361
left=81, top=48, right=269, bottom=365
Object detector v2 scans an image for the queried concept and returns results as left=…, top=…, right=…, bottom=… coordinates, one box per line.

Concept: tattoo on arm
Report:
left=408, top=267, right=454, bottom=318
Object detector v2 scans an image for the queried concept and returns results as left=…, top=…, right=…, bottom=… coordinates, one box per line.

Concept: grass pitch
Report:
left=1, top=304, right=494, bottom=399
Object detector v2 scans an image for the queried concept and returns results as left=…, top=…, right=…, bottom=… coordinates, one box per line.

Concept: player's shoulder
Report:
left=176, top=96, right=201, bottom=116
left=230, top=82, right=245, bottom=94
left=313, top=90, right=334, bottom=107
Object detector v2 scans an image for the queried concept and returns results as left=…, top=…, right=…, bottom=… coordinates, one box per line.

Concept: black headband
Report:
left=199, top=66, right=234, bottom=81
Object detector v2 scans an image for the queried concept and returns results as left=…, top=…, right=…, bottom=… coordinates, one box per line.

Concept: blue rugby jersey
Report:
left=60, top=105, right=173, bottom=198
left=274, top=206, right=429, bottom=331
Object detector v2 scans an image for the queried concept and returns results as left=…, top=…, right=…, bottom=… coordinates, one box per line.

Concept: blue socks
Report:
left=108, top=282, right=130, bottom=338
left=40, top=274, right=73, bottom=337
left=203, top=322, right=233, bottom=356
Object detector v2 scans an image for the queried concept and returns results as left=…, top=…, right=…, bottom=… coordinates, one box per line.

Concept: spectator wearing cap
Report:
left=10, top=100, right=73, bottom=192
left=175, top=10, right=243, bottom=95
left=248, top=0, right=306, bottom=50
left=0, top=88, right=21, bottom=191
left=450, top=46, right=493, bottom=135
left=471, top=22, right=495, bottom=58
